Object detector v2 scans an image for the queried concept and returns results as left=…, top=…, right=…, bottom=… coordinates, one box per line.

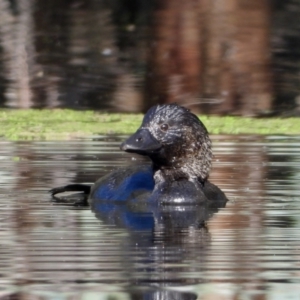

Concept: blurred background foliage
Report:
left=0, top=0, right=299, bottom=116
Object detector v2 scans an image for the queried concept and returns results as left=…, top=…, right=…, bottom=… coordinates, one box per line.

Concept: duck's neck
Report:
left=152, top=157, right=209, bottom=184
left=150, top=137, right=212, bottom=185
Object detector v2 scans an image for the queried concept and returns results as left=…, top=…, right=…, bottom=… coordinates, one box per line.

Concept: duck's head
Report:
left=121, top=104, right=212, bottom=182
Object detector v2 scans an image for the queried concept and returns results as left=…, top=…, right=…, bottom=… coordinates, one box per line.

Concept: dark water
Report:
left=1, top=135, right=300, bottom=299
left=0, top=0, right=151, bottom=110
left=1, top=1, right=300, bottom=113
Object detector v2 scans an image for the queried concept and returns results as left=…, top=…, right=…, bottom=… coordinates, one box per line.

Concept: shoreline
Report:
left=1, top=109, right=299, bottom=140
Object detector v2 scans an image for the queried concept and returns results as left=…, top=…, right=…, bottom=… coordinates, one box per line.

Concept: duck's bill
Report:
left=120, top=128, right=162, bottom=155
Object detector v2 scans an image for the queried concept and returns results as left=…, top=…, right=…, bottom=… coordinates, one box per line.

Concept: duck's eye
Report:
left=160, top=123, right=169, bottom=131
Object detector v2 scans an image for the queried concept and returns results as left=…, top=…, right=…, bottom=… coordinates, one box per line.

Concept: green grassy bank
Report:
left=0, top=109, right=299, bottom=140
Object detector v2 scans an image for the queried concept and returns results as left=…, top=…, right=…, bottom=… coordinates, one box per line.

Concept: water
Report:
left=1, top=1, right=299, bottom=114
left=0, top=135, right=300, bottom=299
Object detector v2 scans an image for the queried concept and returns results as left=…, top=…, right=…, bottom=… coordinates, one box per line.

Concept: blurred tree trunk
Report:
left=145, top=0, right=273, bottom=116
left=0, top=0, right=35, bottom=108
left=145, top=0, right=203, bottom=110
left=204, top=0, right=273, bottom=115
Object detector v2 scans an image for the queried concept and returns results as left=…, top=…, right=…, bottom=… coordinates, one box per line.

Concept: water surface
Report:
left=0, top=135, right=300, bottom=299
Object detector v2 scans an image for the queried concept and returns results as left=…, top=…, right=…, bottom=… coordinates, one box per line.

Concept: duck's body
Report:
left=87, top=164, right=225, bottom=205
left=50, top=104, right=227, bottom=205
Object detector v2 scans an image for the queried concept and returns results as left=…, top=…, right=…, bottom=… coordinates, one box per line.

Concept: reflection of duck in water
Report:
left=51, top=104, right=227, bottom=205
left=91, top=183, right=226, bottom=300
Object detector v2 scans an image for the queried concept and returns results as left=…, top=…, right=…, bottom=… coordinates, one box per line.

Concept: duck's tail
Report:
left=49, top=184, right=92, bottom=206
left=49, top=184, right=91, bottom=196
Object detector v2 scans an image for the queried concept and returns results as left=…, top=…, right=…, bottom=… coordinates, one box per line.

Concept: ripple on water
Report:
left=0, top=136, right=300, bottom=299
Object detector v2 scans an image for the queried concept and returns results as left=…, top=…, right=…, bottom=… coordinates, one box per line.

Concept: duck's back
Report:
left=203, top=180, right=228, bottom=204
left=88, top=165, right=154, bottom=203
